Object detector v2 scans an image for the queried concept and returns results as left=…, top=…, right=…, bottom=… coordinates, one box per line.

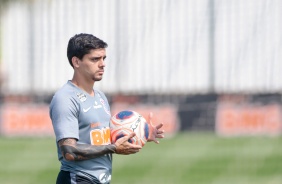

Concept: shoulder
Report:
left=52, top=85, right=73, bottom=101
left=50, top=82, right=81, bottom=108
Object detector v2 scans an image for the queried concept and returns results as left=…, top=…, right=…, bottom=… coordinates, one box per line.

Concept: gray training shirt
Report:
left=50, top=81, right=112, bottom=183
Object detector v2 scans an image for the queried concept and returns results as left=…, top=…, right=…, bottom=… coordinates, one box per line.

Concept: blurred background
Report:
left=0, top=0, right=281, bottom=184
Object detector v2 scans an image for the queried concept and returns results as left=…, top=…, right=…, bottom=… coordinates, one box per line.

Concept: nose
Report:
left=100, top=58, right=106, bottom=67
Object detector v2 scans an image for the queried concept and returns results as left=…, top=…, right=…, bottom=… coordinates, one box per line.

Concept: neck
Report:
left=71, top=76, right=95, bottom=96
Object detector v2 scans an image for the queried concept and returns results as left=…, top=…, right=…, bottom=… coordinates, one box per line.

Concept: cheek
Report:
left=88, top=64, right=100, bottom=74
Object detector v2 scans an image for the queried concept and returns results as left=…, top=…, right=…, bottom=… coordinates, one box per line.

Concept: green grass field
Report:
left=0, top=133, right=282, bottom=184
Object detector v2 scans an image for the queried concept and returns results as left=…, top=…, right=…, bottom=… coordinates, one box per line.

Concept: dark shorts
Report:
left=56, top=170, right=102, bottom=184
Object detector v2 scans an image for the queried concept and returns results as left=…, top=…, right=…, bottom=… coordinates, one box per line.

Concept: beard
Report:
left=92, top=74, right=103, bottom=82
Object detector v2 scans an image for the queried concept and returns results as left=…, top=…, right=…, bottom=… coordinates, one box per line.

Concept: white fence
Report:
left=1, top=0, right=282, bottom=95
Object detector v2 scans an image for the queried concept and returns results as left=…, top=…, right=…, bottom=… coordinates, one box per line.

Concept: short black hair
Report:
left=67, top=33, right=108, bottom=67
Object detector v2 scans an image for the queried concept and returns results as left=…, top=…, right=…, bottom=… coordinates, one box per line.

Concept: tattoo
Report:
left=58, top=138, right=116, bottom=161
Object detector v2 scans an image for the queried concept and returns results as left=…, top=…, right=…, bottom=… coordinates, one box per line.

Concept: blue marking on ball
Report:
left=128, top=138, right=133, bottom=144
left=116, top=110, right=134, bottom=119
left=144, top=122, right=149, bottom=139
left=116, top=133, right=125, bottom=140
left=117, top=133, right=133, bottom=143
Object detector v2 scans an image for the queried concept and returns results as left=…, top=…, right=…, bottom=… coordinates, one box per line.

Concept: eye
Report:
left=91, top=57, right=100, bottom=62
left=90, top=56, right=106, bottom=62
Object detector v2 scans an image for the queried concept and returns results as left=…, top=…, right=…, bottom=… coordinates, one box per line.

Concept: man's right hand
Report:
left=114, top=133, right=142, bottom=155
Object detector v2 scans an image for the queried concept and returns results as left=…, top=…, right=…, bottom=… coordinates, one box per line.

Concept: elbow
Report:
left=60, top=144, right=78, bottom=161
left=62, top=152, right=76, bottom=161
left=65, top=153, right=76, bottom=161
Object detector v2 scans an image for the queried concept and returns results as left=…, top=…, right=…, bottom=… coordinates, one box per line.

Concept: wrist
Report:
left=108, top=144, right=117, bottom=153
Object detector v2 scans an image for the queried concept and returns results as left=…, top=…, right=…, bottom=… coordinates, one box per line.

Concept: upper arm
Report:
left=50, top=94, right=79, bottom=142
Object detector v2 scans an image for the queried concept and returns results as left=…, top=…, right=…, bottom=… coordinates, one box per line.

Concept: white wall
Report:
left=1, top=0, right=281, bottom=95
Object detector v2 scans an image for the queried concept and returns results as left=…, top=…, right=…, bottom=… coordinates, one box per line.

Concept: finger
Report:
left=157, top=130, right=165, bottom=134
left=154, top=139, right=160, bottom=144
left=155, top=123, right=164, bottom=129
left=149, top=112, right=153, bottom=119
left=121, top=132, right=136, bottom=140
left=127, top=149, right=140, bottom=154
left=116, top=132, right=136, bottom=144
left=124, top=141, right=142, bottom=149
left=147, top=112, right=153, bottom=125
left=128, top=144, right=142, bottom=149
left=127, top=132, right=136, bottom=139
left=149, top=136, right=159, bottom=144
left=156, top=134, right=165, bottom=138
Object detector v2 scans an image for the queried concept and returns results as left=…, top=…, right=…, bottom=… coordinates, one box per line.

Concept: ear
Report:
left=72, top=57, right=80, bottom=68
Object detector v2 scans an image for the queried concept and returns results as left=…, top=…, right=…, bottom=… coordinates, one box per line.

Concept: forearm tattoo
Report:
left=58, top=138, right=116, bottom=161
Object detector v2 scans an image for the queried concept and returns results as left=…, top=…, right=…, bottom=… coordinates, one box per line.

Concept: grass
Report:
left=0, top=133, right=281, bottom=184
left=0, top=137, right=59, bottom=184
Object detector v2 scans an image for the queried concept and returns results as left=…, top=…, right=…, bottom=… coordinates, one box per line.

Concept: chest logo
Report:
left=83, top=106, right=91, bottom=112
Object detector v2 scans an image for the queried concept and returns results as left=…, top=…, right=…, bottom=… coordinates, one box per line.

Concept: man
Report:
left=49, top=33, right=164, bottom=184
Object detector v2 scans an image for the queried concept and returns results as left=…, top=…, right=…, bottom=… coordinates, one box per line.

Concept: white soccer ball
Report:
left=110, top=110, right=149, bottom=147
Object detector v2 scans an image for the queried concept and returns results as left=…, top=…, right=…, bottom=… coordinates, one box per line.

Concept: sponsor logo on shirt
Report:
left=100, top=98, right=111, bottom=115
left=90, top=128, right=111, bottom=145
left=90, top=122, right=101, bottom=128
left=99, top=173, right=111, bottom=184
left=93, top=101, right=102, bottom=109
left=76, top=93, right=87, bottom=102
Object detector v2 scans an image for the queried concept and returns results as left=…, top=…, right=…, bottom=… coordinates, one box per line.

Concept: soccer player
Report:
left=49, top=33, right=164, bottom=184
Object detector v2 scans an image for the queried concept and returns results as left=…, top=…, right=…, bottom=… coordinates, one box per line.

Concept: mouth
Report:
left=97, top=70, right=104, bottom=75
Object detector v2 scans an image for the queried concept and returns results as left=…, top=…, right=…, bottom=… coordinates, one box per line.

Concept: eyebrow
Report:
left=90, top=56, right=106, bottom=60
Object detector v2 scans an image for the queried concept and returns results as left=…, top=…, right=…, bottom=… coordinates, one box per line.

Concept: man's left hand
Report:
left=147, top=112, right=165, bottom=144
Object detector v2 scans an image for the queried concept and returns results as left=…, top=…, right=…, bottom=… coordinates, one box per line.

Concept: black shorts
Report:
left=56, top=170, right=103, bottom=184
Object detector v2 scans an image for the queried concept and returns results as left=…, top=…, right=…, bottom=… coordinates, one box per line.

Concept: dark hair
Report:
left=67, top=33, right=108, bottom=67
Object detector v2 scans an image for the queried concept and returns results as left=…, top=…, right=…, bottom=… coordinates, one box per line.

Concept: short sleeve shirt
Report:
left=49, top=81, right=112, bottom=183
